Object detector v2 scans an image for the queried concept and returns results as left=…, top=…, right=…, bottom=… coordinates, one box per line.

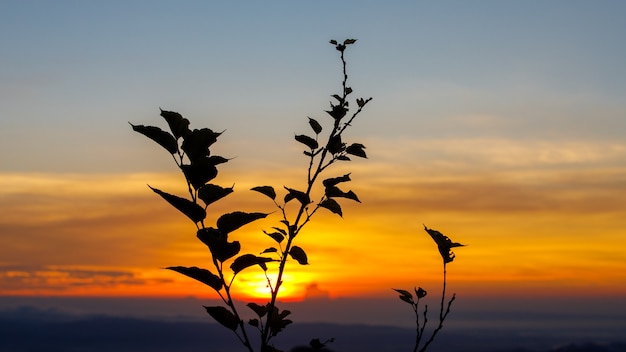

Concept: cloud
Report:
left=0, top=264, right=174, bottom=294
left=303, top=282, right=330, bottom=300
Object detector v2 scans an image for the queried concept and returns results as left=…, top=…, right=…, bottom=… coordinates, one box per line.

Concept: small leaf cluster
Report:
left=424, top=225, right=465, bottom=264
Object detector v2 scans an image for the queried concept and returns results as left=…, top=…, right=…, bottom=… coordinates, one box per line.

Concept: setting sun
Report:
left=235, top=271, right=315, bottom=302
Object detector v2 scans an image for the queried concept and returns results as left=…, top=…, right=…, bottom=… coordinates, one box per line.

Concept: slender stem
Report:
left=440, top=263, right=447, bottom=321
left=418, top=262, right=454, bottom=352
left=412, top=301, right=420, bottom=352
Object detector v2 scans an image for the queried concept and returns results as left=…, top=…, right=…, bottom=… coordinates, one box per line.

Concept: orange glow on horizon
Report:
left=1, top=164, right=626, bottom=300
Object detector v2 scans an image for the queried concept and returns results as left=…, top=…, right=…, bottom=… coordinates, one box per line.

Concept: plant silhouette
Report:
left=131, top=39, right=371, bottom=352
left=394, top=225, right=465, bottom=352
left=132, top=39, right=463, bottom=352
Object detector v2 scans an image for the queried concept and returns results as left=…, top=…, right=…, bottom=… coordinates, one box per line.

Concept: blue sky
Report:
left=2, top=1, right=625, bottom=173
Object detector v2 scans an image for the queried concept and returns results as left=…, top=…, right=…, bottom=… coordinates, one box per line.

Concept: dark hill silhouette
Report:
left=1, top=307, right=624, bottom=352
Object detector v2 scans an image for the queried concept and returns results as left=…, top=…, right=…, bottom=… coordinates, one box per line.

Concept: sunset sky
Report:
left=1, top=0, right=625, bottom=310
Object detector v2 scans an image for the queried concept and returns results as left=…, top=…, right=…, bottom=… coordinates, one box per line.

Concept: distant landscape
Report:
left=1, top=297, right=624, bottom=352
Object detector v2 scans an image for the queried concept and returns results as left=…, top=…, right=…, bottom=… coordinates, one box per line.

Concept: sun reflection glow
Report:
left=235, top=271, right=314, bottom=301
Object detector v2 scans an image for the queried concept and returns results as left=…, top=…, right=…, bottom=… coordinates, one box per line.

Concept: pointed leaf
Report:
left=264, top=230, right=285, bottom=244
left=204, top=306, right=239, bottom=331
left=393, top=288, right=413, bottom=298
left=325, top=105, right=347, bottom=120
left=327, top=135, right=345, bottom=154
left=247, top=302, right=269, bottom=318
left=289, top=246, right=308, bottom=265
left=343, top=38, right=357, bottom=45
left=129, top=123, right=178, bottom=154
left=325, top=186, right=360, bottom=203
left=198, top=184, right=234, bottom=207
left=329, top=39, right=338, bottom=45
left=273, top=226, right=288, bottom=236
left=230, top=254, right=273, bottom=274
left=251, top=186, right=276, bottom=200
left=197, top=228, right=241, bottom=262
left=295, top=134, right=318, bottom=150
left=208, top=155, right=229, bottom=165
left=393, top=288, right=414, bottom=304
left=284, top=187, right=310, bottom=205
left=166, top=266, right=222, bottom=292
left=424, top=225, right=465, bottom=264
left=319, top=198, right=342, bottom=217
left=181, top=128, right=222, bottom=162
left=160, top=109, right=190, bottom=139
left=322, top=174, right=351, bottom=187
left=268, top=307, right=293, bottom=337
left=149, top=186, right=206, bottom=223
left=181, top=157, right=218, bottom=189
left=346, top=143, right=367, bottom=158
left=415, top=287, right=427, bottom=299
left=217, top=211, right=268, bottom=235
left=262, top=247, right=278, bottom=254
left=307, top=117, right=322, bottom=134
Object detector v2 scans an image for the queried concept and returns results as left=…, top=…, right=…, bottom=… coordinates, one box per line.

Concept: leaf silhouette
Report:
left=247, top=302, right=269, bottom=318
left=424, top=225, right=465, bottom=264
left=295, top=134, right=318, bottom=150
left=268, top=307, right=292, bottom=337
left=160, top=109, right=190, bottom=139
left=181, top=128, right=222, bottom=162
left=319, top=198, right=342, bottom=217
left=346, top=143, right=367, bottom=158
left=181, top=158, right=218, bottom=190
left=217, top=212, right=268, bottom=235
left=322, top=174, right=351, bottom=187
left=284, top=187, right=310, bottom=205
left=324, top=186, right=360, bottom=203
left=230, top=254, right=273, bottom=274
left=208, top=155, right=229, bottom=165
left=251, top=186, right=276, bottom=200
left=198, top=184, right=234, bottom=207
left=166, top=266, right=222, bottom=292
left=197, top=228, right=241, bottom=262
left=327, top=135, right=345, bottom=155
left=289, top=246, right=308, bottom=265
left=149, top=186, right=206, bottom=223
left=308, top=117, right=322, bottom=134
left=414, top=286, right=427, bottom=299
left=204, top=306, right=240, bottom=331
left=393, top=288, right=414, bottom=304
left=263, top=230, right=285, bottom=243
left=129, top=123, right=178, bottom=154
left=325, top=104, right=347, bottom=120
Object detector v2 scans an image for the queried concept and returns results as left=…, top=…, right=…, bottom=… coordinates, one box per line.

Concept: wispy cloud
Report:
left=0, top=264, right=174, bottom=295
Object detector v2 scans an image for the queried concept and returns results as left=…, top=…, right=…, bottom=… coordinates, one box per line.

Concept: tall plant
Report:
left=130, top=39, right=371, bottom=352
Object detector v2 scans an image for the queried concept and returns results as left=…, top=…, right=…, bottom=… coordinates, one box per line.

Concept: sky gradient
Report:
left=1, top=0, right=625, bottom=308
